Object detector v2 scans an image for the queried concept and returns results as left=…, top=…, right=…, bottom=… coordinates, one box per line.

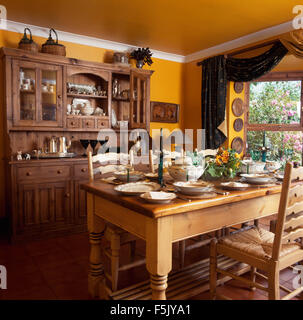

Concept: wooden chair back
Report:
left=272, top=162, right=303, bottom=260
left=87, top=151, right=128, bottom=182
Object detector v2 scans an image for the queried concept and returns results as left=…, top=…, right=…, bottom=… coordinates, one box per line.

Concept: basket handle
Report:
left=23, top=28, right=32, bottom=41
left=49, top=28, right=58, bottom=44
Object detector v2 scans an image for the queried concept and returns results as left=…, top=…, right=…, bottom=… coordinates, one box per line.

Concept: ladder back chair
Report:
left=210, top=162, right=303, bottom=300
left=88, top=151, right=145, bottom=294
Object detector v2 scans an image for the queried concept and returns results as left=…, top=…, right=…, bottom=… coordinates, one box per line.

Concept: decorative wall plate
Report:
left=233, top=118, right=244, bottom=132
left=232, top=98, right=244, bottom=117
left=231, top=137, right=244, bottom=153
left=234, top=82, right=244, bottom=94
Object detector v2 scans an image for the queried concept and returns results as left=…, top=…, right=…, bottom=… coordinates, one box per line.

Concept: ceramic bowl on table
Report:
left=114, top=182, right=161, bottom=196
left=144, top=172, right=158, bottom=180
left=114, top=170, right=143, bottom=182
left=241, top=161, right=266, bottom=174
left=173, top=181, right=214, bottom=195
left=265, top=161, right=281, bottom=172
left=168, top=164, right=205, bottom=182
left=140, top=192, right=176, bottom=204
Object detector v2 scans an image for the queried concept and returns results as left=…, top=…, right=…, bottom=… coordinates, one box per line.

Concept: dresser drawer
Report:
left=74, top=163, right=103, bottom=179
left=17, top=165, right=71, bottom=181
left=67, top=118, right=80, bottom=128
left=97, top=119, right=109, bottom=129
left=74, top=164, right=89, bottom=179
left=82, top=118, right=95, bottom=129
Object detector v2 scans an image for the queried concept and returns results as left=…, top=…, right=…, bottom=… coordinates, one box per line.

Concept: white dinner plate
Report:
left=114, top=182, right=161, bottom=195
left=240, top=173, right=274, bottom=184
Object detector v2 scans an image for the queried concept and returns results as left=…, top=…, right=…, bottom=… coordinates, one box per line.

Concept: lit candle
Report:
left=149, top=150, right=154, bottom=173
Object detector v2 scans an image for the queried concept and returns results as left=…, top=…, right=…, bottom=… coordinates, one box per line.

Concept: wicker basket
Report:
left=41, top=28, right=66, bottom=56
left=18, top=28, right=38, bottom=53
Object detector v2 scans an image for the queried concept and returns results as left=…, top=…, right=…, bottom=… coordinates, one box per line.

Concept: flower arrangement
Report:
left=205, top=148, right=241, bottom=179
left=130, top=47, right=153, bottom=68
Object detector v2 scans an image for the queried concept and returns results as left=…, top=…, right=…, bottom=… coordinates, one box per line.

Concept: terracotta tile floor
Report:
left=0, top=217, right=302, bottom=300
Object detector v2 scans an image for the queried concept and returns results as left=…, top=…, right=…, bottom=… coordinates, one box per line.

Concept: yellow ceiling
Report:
left=1, top=0, right=300, bottom=55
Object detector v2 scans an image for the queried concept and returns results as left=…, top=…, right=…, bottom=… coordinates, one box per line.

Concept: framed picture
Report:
left=150, top=101, right=180, bottom=123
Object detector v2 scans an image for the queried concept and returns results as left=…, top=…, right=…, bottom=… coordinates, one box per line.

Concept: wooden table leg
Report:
left=87, top=193, right=106, bottom=298
left=88, top=229, right=105, bottom=298
left=146, top=216, right=172, bottom=300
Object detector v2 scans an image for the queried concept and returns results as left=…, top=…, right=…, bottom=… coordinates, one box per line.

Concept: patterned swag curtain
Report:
left=201, top=41, right=288, bottom=149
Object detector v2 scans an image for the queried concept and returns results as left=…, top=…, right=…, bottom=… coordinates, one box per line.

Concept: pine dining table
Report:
left=82, top=180, right=282, bottom=300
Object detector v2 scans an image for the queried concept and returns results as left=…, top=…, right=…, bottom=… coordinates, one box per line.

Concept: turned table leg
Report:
left=88, top=230, right=105, bottom=298
left=146, top=216, right=172, bottom=300
left=150, top=274, right=168, bottom=300
left=87, top=193, right=106, bottom=298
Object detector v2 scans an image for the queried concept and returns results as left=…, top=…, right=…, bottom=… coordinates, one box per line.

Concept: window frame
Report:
left=244, top=71, right=303, bottom=156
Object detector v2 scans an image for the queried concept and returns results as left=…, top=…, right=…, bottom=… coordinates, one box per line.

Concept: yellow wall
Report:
left=0, top=29, right=184, bottom=217
left=226, top=82, right=245, bottom=155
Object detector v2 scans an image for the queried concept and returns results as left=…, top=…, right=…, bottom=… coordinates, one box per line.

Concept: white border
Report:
left=185, top=20, right=294, bottom=63
left=3, top=19, right=295, bottom=64
left=4, top=20, right=186, bottom=63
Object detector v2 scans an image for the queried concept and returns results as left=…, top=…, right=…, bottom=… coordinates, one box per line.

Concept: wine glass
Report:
left=89, top=140, right=98, bottom=155
left=80, top=139, right=89, bottom=156
left=98, top=139, right=109, bottom=154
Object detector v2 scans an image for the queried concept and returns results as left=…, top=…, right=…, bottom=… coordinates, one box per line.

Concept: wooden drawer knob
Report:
left=71, top=121, right=75, bottom=125
left=26, top=172, right=32, bottom=176
left=81, top=168, right=87, bottom=172
left=101, top=122, right=104, bottom=126
left=65, top=193, right=70, bottom=198
left=57, top=170, right=62, bottom=174
left=86, top=122, right=90, bottom=126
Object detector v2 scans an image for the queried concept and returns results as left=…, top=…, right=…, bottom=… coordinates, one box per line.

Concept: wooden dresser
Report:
left=1, top=47, right=153, bottom=242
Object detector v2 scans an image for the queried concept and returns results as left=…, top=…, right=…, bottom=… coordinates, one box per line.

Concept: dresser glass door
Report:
left=19, top=68, right=36, bottom=121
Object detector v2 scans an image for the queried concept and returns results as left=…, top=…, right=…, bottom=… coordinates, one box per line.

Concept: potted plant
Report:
left=130, top=47, right=153, bottom=68
left=204, top=148, right=242, bottom=180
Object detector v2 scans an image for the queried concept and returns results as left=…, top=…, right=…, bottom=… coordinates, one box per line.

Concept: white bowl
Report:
left=168, top=165, right=204, bottom=182
left=241, top=161, right=266, bottom=174
left=140, top=192, right=176, bottom=204
left=173, top=181, right=214, bottom=195
left=265, top=161, right=281, bottom=172
left=114, top=171, right=143, bottom=182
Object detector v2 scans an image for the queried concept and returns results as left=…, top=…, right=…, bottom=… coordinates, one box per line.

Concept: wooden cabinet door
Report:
left=52, top=181, right=71, bottom=223
left=17, top=181, right=71, bottom=233
left=130, top=70, right=150, bottom=129
left=17, top=184, right=39, bottom=232
left=12, top=60, right=39, bottom=127
left=37, top=64, right=63, bottom=127
left=12, top=59, right=63, bottom=128
left=74, top=180, right=88, bottom=225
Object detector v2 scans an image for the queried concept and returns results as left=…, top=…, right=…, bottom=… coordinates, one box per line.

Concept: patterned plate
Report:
left=232, top=98, right=244, bottom=117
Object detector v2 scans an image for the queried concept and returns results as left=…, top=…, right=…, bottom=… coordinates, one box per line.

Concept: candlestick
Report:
left=149, top=150, right=154, bottom=173
left=158, top=128, right=164, bottom=187
left=129, top=149, right=134, bottom=168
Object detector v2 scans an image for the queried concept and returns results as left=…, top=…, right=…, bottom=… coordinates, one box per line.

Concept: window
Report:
left=245, top=73, right=303, bottom=165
